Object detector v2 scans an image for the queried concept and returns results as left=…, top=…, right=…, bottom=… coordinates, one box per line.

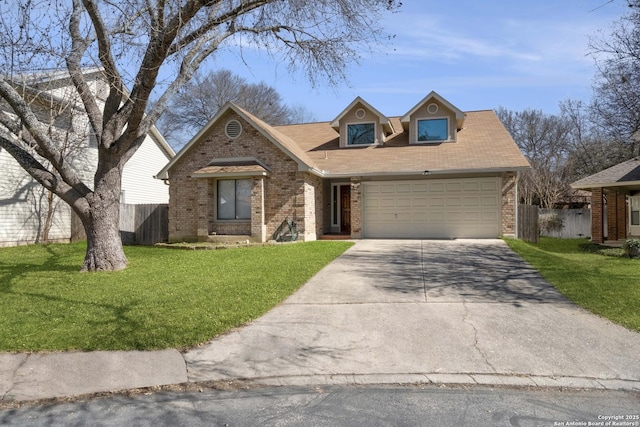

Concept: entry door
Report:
left=630, top=196, right=640, bottom=236
left=340, top=185, right=351, bottom=233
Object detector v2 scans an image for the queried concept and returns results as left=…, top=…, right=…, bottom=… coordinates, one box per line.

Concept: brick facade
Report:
left=591, top=188, right=604, bottom=243
left=166, top=108, right=523, bottom=243
left=167, top=110, right=323, bottom=243
left=605, top=189, right=627, bottom=241
left=350, top=177, right=362, bottom=239
left=501, top=172, right=516, bottom=237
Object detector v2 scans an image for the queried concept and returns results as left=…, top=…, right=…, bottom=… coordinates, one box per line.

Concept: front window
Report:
left=631, top=197, right=640, bottom=226
left=217, top=179, right=251, bottom=220
left=417, top=118, right=448, bottom=142
left=347, top=123, right=375, bottom=145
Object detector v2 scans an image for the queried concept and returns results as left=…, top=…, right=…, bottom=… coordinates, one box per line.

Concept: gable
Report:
left=329, top=96, right=394, bottom=148
left=157, top=102, right=318, bottom=180
left=401, top=91, right=466, bottom=144
left=158, top=92, right=529, bottom=181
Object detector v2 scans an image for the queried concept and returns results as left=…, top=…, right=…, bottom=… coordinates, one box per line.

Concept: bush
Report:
left=539, top=214, right=564, bottom=234
left=623, top=238, right=640, bottom=258
left=578, top=242, right=626, bottom=258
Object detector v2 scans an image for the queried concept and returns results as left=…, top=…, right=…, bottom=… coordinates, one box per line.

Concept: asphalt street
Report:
left=1, top=384, right=638, bottom=427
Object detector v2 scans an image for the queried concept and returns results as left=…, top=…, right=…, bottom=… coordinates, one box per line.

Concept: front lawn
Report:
left=0, top=241, right=353, bottom=352
left=505, top=237, right=640, bottom=332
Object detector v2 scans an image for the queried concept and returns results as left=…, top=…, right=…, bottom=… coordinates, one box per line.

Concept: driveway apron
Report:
left=184, top=240, right=640, bottom=387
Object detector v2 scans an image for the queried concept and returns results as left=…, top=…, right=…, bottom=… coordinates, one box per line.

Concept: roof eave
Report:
left=322, top=166, right=530, bottom=179
left=571, top=180, right=640, bottom=189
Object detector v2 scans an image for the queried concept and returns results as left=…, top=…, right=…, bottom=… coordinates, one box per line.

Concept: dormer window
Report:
left=347, top=122, right=375, bottom=145
left=417, top=118, right=449, bottom=142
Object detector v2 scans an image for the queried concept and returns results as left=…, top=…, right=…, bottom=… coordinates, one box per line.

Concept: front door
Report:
left=630, top=196, right=640, bottom=236
left=340, top=185, right=351, bottom=234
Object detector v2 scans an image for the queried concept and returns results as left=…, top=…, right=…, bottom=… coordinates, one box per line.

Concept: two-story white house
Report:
left=0, top=68, right=174, bottom=247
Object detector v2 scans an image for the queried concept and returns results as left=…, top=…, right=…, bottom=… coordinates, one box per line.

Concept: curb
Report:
left=211, top=373, right=640, bottom=392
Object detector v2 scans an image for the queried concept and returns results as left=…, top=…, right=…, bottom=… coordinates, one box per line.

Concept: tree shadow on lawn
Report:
left=0, top=245, right=81, bottom=293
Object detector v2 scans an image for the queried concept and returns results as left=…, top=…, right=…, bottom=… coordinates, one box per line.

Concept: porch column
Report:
left=196, top=179, right=210, bottom=241
left=606, top=189, right=618, bottom=240
left=350, top=177, right=362, bottom=239
left=591, top=187, right=604, bottom=243
left=251, top=177, right=266, bottom=242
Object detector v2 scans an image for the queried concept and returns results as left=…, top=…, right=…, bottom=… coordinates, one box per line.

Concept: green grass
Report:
left=505, top=237, right=640, bottom=332
left=0, top=241, right=353, bottom=352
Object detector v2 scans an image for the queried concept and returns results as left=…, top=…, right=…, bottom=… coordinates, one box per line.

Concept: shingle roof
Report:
left=274, top=110, right=529, bottom=176
left=158, top=102, right=529, bottom=179
left=571, top=157, right=640, bottom=189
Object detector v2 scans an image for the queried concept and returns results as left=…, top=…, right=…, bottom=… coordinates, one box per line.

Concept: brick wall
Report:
left=350, top=177, right=362, bottom=238
left=167, top=110, right=323, bottom=243
left=606, top=189, right=628, bottom=240
left=617, top=191, right=627, bottom=240
left=591, top=187, right=604, bottom=243
left=501, top=172, right=516, bottom=236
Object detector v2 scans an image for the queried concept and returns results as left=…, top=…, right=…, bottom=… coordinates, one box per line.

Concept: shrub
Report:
left=623, top=238, right=640, bottom=258
left=539, top=213, right=564, bottom=234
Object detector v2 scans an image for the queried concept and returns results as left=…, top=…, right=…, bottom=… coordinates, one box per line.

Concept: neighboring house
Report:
left=156, top=91, right=530, bottom=243
left=571, top=157, right=640, bottom=243
left=0, top=68, right=174, bottom=247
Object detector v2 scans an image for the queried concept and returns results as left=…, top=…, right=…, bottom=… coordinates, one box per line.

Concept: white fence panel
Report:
left=539, top=208, right=591, bottom=239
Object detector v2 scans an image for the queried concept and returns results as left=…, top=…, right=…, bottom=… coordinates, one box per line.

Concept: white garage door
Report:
left=363, top=177, right=501, bottom=239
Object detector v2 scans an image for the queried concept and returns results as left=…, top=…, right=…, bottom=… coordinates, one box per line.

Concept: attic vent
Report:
left=355, top=108, right=366, bottom=119
left=225, top=120, right=242, bottom=139
left=427, top=103, right=439, bottom=114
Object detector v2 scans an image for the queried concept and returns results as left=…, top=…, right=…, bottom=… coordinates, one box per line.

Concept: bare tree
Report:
left=0, top=0, right=399, bottom=271
left=589, top=0, right=640, bottom=156
left=496, top=107, right=572, bottom=208
left=157, top=69, right=313, bottom=148
left=559, top=98, right=629, bottom=180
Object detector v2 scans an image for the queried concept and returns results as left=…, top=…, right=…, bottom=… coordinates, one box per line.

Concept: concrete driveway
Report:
left=185, top=240, right=640, bottom=389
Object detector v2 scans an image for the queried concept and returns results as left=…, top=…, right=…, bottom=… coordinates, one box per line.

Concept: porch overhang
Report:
left=571, top=180, right=640, bottom=194
left=191, top=158, right=271, bottom=178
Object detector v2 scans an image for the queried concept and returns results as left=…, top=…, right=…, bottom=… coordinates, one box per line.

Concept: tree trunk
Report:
left=81, top=212, right=127, bottom=272
left=79, top=157, right=128, bottom=272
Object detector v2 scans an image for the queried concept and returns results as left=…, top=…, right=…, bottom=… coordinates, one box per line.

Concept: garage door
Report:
left=362, top=178, right=501, bottom=239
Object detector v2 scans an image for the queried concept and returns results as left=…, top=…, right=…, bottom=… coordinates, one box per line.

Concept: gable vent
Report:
left=355, top=108, right=366, bottom=119
left=225, top=120, right=242, bottom=139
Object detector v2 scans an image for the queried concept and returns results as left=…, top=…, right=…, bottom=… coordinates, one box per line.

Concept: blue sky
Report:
left=205, top=0, right=628, bottom=122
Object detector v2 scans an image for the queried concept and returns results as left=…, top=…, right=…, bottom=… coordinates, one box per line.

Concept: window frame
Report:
left=415, top=117, right=450, bottom=143
left=346, top=122, right=376, bottom=146
left=631, top=196, right=640, bottom=226
left=216, top=178, right=251, bottom=221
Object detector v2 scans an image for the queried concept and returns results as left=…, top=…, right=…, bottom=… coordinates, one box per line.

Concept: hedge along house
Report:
left=571, top=157, right=640, bottom=243
left=155, top=92, right=530, bottom=243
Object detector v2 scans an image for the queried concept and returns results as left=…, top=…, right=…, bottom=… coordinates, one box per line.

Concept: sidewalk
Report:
left=2, top=240, right=640, bottom=403
left=2, top=348, right=640, bottom=403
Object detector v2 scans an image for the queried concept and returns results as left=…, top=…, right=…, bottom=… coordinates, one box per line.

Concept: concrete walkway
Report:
left=2, top=240, right=640, bottom=402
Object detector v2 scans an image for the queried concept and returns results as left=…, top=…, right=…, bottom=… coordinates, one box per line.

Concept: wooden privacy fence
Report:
left=120, top=203, right=168, bottom=245
left=539, top=208, right=590, bottom=239
left=518, top=204, right=539, bottom=243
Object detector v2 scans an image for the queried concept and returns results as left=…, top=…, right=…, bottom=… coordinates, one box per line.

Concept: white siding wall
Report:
left=0, top=150, right=71, bottom=246
left=0, top=72, right=172, bottom=246
left=121, top=135, right=171, bottom=204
